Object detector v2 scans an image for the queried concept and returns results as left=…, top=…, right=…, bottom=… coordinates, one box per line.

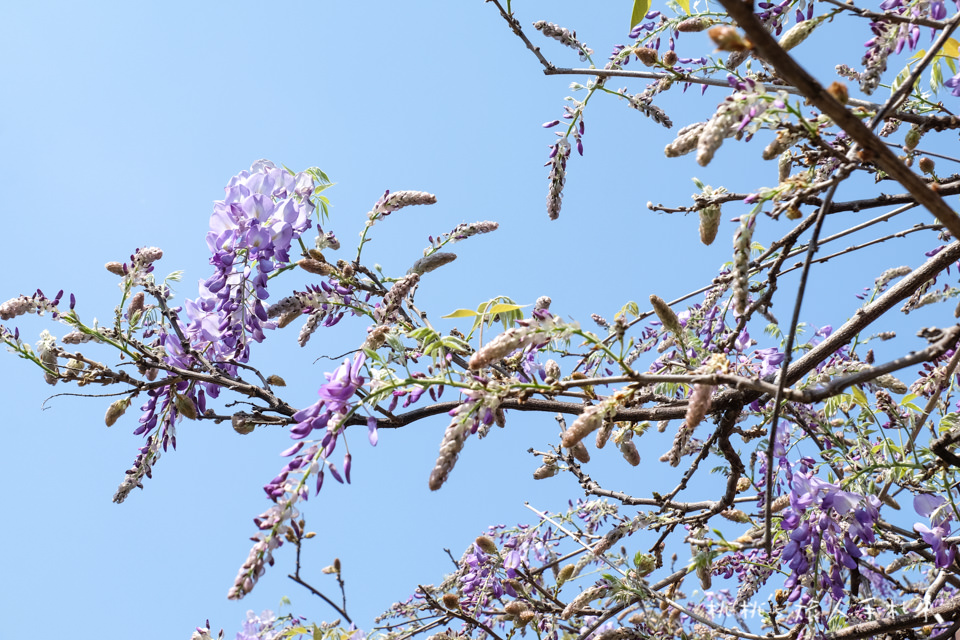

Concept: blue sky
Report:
left=0, top=2, right=953, bottom=639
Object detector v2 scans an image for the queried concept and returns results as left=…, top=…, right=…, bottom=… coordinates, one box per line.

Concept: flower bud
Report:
left=720, top=509, right=750, bottom=523
left=634, top=47, right=658, bottom=66
left=475, top=536, right=498, bottom=554
left=778, top=151, right=792, bottom=183
left=649, top=295, right=681, bottom=335
left=363, top=325, right=391, bottom=350
left=620, top=439, right=641, bottom=466
left=533, top=464, right=558, bottom=479
left=126, top=292, right=145, bottom=319
left=518, top=610, right=536, bottom=625
left=736, top=476, right=751, bottom=493
left=677, top=16, right=712, bottom=32
left=408, top=252, right=457, bottom=276
left=534, top=296, right=552, bottom=311
left=174, top=393, right=198, bottom=420
left=919, top=156, right=935, bottom=175
left=545, top=359, right=561, bottom=380
left=442, top=593, right=460, bottom=609
left=298, top=258, right=337, bottom=276
left=266, top=374, right=286, bottom=387
left=105, top=397, right=131, bottom=427
left=278, top=310, right=300, bottom=329
left=232, top=412, right=256, bottom=435
left=557, top=564, right=576, bottom=585
left=570, top=441, right=590, bottom=463
left=504, top=601, right=528, bottom=616
left=904, top=126, right=922, bottom=151
left=698, top=204, right=721, bottom=245
left=105, top=261, right=125, bottom=276
left=826, top=81, right=849, bottom=105
left=595, top=419, right=614, bottom=449
left=770, top=494, right=790, bottom=512
left=661, top=50, right=678, bottom=67
left=778, top=17, right=821, bottom=51
left=137, top=247, right=163, bottom=264
left=708, top=25, right=751, bottom=52
left=696, top=562, right=712, bottom=589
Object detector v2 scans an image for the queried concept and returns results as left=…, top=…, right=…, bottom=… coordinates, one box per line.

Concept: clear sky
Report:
left=0, top=2, right=950, bottom=639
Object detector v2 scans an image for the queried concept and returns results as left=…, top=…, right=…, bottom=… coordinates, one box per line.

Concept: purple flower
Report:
left=318, top=353, right=366, bottom=414
left=913, top=493, right=956, bottom=567
left=915, top=522, right=956, bottom=567
left=915, top=493, right=947, bottom=519
left=945, top=72, right=960, bottom=97
left=754, top=348, right=784, bottom=377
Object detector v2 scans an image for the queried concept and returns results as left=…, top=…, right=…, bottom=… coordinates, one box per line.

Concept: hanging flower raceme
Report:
left=178, top=160, right=319, bottom=384
left=290, top=352, right=367, bottom=440
left=780, top=462, right=881, bottom=602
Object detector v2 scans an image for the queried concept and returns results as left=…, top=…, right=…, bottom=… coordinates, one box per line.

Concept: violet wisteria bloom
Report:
left=913, top=493, right=957, bottom=567
left=945, top=71, right=960, bottom=97
left=289, top=352, right=367, bottom=440
left=780, top=461, right=881, bottom=602
left=194, top=161, right=317, bottom=363
left=150, top=161, right=322, bottom=406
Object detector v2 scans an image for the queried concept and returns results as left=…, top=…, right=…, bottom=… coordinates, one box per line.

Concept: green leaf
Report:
left=851, top=385, right=869, bottom=409
left=890, top=65, right=912, bottom=94
left=630, top=0, right=651, bottom=29
left=614, top=300, right=640, bottom=320
left=932, top=58, right=943, bottom=94
left=442, top=308, right=480, bottom=319
left=942, top=37, right=960, bottom=61
left=676, top=0, right=690, bottom=14
left=940, top=412, right=959, bottom=433
left=488, top=303, right=525, bottom=314
left=900, top=393, right=919, bottom=406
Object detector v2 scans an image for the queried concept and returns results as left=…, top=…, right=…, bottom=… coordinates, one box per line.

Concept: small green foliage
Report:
left=614, top=300, right=640, bottom=320
left=630, top=0, right=651, bottom=30
left=443, top=296, right=527, bottom=336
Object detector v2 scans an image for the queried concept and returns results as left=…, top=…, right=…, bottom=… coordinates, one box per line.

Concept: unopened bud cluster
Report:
left=368, top=190, right=437, bottom=222
left=546, top=139, right=571, bottom=220
left=533, top=20, right=592, bottom=58
left=469, top=311, right=576, bottom=370
left=777, top=15, right=825, bottom=52
left=0, top=292, right=61, bottom=321
left=409, top=252, right=457, bottom=276
left=733, top=215, right=755, bottom=315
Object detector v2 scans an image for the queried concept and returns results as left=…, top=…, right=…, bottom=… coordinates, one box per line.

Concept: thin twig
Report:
left=764, top=172, right=837, bottom=555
